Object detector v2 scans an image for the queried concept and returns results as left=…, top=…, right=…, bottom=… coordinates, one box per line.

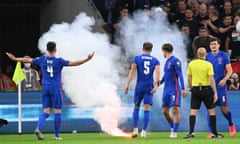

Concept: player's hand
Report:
left=213, top=94, right=218, bottom=103
left=6, top=52, right=16, bottom=61
left=124, top=85, right=129, bottom=94
left=181, top=89, right=187, bottom=97
left=150, top=86, right=158, bottom=94
left=218, top=79, right=226, bottom=87
left=87, top=52, right=95, bottom=60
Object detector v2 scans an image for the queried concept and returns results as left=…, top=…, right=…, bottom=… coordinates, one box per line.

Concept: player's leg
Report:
left=52, top=88, right=63, bottom=140
left=162, top=93, right=173, bottom=131
left=141, top=86, right=153, bottom=138
left=132, top=88, right=142, bottom=135
left=204, top=88, right=224, bottom=138
left=218, top=86, right=236, bottom=137
left=162, top=107, right=173, bottom=130
left=170, top=91, right=181, bottom=138
left=141, top=103, right=151, bottom=138
left=171, top=106, right=180, bottom=138
left=54, top=108, right=62, bottom=140
left=35, top=86, right=52, bottom=140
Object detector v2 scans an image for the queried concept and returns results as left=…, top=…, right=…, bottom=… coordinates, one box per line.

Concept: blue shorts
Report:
left=162, top=89, right=181, bottom=107
left=215, top=85, right=228, bottom=106
left=42, top=85, right=63, bottom=109
left=134, top=84, right=154, bottom=105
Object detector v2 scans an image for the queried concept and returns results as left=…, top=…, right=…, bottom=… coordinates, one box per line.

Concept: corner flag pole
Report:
left=12, top=62, right=25, bottom=134
left=18, top=80, right=22, bottom=134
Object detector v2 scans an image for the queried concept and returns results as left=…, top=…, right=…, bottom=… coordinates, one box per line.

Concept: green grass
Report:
left=0, top=132, right=239, bottom=144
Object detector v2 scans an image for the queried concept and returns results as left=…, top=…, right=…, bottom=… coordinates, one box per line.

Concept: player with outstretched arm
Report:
left=160, top=43, right=187, bottom=138
left=6, top=41, right=94, bottom=140
left=124, top=42, right=160, bottom=138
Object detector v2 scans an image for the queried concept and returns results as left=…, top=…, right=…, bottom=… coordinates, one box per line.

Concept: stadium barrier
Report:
left=0, top=91, right=239, bottom=133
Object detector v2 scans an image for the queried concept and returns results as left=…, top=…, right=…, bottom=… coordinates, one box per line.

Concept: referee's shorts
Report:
left=191, top=86, right=215, bottom=110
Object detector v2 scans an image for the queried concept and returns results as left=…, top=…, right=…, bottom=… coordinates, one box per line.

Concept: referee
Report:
left=184, top=48, right=224, bottom=138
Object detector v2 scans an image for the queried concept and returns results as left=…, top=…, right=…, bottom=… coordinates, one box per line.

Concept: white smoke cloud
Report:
left=38, top=13, right=124, bottom=135
left=38, top=7, right=188, bottom=135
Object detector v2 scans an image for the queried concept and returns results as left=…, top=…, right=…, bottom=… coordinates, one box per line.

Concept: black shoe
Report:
left=184, top=133, right=195, bottom=139
left=0, top=119, right=8, bottom=128
left=211, top=133, right=224, bottom=138
left=131, top=133, right=138, bottom=138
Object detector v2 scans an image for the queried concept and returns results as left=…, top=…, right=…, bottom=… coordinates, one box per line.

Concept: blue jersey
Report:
left=134, top=54, right=160, bottom=86
left=206, top=51, right=230, bottom=84
left=32, top=56, right=69, bottom=86
left=161, top=56, right=185, bottom=90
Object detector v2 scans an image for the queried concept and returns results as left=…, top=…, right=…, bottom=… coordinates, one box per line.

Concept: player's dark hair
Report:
left=210, top=37, right=221, bottom=44
left=47, top=41, right=56, bottom=53
left=162, top=43, right=173, bottom=53
left=143, top=42, right=153, bottom=51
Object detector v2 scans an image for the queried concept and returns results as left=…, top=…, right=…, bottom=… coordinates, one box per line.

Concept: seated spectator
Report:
left=225, top=15, right=240, bottom=59
left=229, top=73, right=240, bottom=90
left=195, top=3, right=209, bottom=23
left=219, top=0, right=234, bottom=19
left=0, top=71, right=17, bottom=92
left=192, top=26, right=214, bottom=57
left=218, top=15, right=234, bottom=52
left=21, top=56, right=41, bottom=91
left=178, top=8, right=201, bottom=36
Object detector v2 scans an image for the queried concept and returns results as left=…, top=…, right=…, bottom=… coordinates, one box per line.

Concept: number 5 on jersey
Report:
left=144, top=61, right=150, bottom=75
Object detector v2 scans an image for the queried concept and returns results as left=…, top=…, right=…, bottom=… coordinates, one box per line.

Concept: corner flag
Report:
left=12, top=62, right=25, bottom=85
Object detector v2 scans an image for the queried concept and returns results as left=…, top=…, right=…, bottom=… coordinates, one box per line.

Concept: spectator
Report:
left=225, top=15, right=240, bottom=59
left=219, top=0, right=234, bottom=19
left=135, top=0, right=150, bottom=10
left=21, top=56, right=41, bottom=91
left=112, top=5, right=129, bottom=45
left=178, top=8, right=201, bottom=36
left=192, top=27, right=214, bottom=57
left=163, top=2, right=177, bottom=24
left=195, top=3, right=209, bottom=23
left=218, top=15, right=234, bottom=52
left=176, top=0, right=187, bottom=21
left=105, top=0, right=117, bottom=24
left=208, top=4, right=216, bottom=16
left=0, top=69, right=17, bottom=92
left=189, top=0, right=200, bottom=17
left=182, top=24, right=195, bottom=60
left=205, top=10, right=221, bottom=37
left=229, top=73, right=240, bottom=90
left=232, top=0, right=240, bottom=14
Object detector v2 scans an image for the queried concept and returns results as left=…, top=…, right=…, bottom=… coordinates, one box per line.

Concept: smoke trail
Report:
left=38, top=13, right=126, bottom=135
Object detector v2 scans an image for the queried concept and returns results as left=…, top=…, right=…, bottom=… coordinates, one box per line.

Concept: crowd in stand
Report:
left=94, top=0, right=240, bottom=90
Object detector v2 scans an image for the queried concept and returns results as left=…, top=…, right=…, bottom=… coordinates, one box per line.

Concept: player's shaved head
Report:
left=143, top=42, right=153, bottom=52
left=47, top=41, right=57, bottom=53
left=197, top=47, right=207, bottom=59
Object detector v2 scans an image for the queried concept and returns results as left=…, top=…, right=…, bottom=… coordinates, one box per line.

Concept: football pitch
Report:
left=0, top=132, right=239, bottom=144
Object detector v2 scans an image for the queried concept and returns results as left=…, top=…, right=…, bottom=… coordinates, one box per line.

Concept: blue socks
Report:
left=54, top=113, right=61, bottom=137
left=133, top=108, right=139, bottom=128
left=168, top=120, right=174, bottom=129
left=223, top=111, right=233, bottom=126
left=37, top=112, right=49, bottom=130
left=173, top=123, right=179, bottom=132
left=143, top=110, right=150, bottom=130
